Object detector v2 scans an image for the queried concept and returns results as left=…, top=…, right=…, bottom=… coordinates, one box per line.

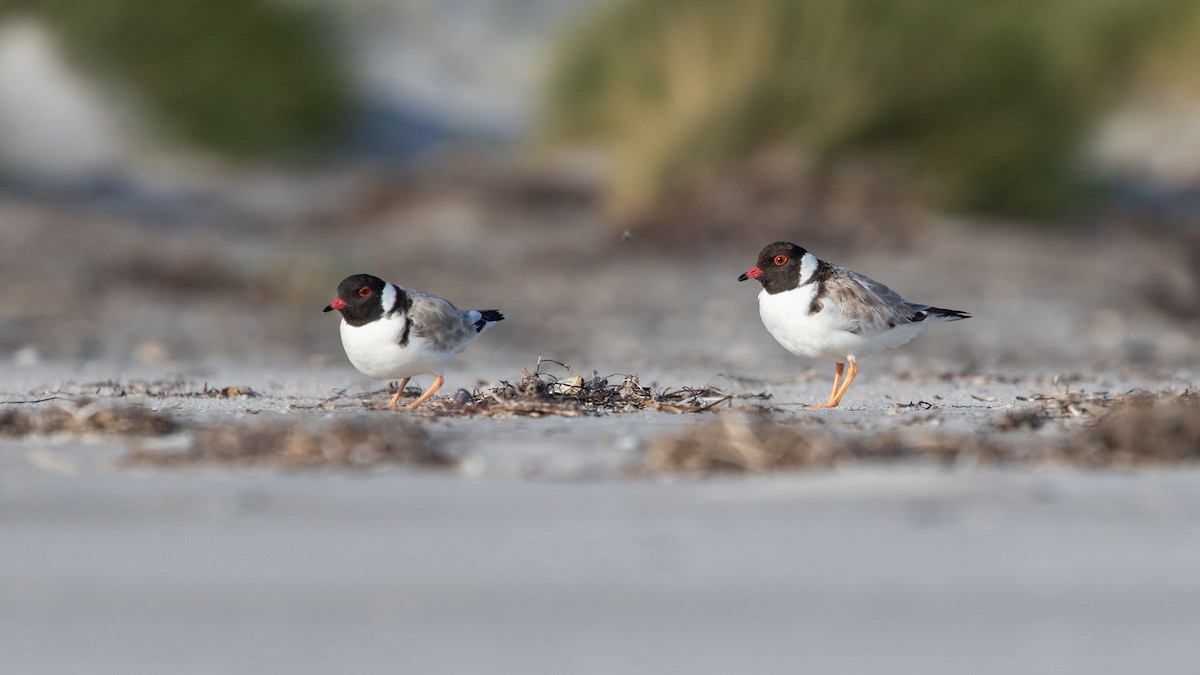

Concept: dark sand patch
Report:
left=124, top=417, right=448, bottom=470
left=0, top=400, right=180, bottom=437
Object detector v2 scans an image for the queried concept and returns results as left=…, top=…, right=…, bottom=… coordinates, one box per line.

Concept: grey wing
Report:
left=826, top=267, right=930, bottom=335
left=407, top=292, right=477, bottom=352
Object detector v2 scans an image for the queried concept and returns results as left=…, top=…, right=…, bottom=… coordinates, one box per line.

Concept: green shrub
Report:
left=541, top=0, right=1198, bottom=218
left=7, top=0, right=349, bottom=158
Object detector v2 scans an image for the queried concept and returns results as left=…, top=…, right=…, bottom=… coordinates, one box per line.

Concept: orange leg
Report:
left=407, top=375, right=444, bottom=409
left=383, top=377, right=411, bottom=410
left=827, top=363, right=845, bottom=403
left=828, top=359, right=859, bottom=407
left=806, top=360, right=858, bottom=409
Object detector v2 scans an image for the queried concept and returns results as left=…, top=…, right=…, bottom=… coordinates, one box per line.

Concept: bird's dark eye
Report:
left=358, top=287, right=372, bottom=297
left=773, top=255, right=788, bottom=266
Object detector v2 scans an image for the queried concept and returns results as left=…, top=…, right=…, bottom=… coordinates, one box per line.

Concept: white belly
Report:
left=758, top=288, right=924, bottom=362
left=340, top=316, right=452, bottom=379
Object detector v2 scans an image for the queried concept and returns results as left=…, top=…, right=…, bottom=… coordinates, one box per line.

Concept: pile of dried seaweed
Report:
left=427, top=359, right=766, bottom=417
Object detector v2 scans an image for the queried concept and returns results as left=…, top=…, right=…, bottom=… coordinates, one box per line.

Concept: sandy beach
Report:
left=3, top=179, right=1199, bottom=672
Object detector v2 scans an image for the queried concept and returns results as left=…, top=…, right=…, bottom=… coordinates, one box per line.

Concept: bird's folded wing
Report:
left=408, top=293, right=474, bottom=351
left=826, top=267, right=927, bottom=335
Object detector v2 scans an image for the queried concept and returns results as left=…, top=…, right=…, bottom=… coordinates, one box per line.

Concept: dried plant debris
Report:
left=424, top=359, right=768, bottom=417
left=288, top=387, right=385, bottom=411
left=887, top=400, right=937, bottom=414
left=995, top=389, right=1156, bottom=431
left=203, top=385, right=258, bottom=398
left=39, top=379, right=259, bottom=399
left=125, top=418, right=450, bottom=470
left=288, top=361, right=763, bottom=416
left=0, top=400, right=179, bottom=437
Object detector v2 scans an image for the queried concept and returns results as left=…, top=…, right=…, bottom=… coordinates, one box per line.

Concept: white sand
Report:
left=2, top=358, right=1199, bottom=674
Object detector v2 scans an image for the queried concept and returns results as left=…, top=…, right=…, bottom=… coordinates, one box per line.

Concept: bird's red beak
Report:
left=738, top=267, right=763, bottom=282
left=324, top=298, right=347, bottom=312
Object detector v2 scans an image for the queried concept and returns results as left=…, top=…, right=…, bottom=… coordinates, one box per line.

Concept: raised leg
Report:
left=407, top=375, right=444, bottom=409
left=383, top=377, right=411, bottom=409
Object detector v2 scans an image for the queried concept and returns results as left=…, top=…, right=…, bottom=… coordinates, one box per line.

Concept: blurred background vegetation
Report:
left=2, top=0, right=349, bottom=158
left=1, top=0, right=1200, bottom=223
left=541, top=0, right=1200, bottom=218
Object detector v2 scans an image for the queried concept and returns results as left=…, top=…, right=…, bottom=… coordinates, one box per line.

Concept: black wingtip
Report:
left=473, top=310, right=505, bottom=332
left=927, top=307, right=971, bottom=320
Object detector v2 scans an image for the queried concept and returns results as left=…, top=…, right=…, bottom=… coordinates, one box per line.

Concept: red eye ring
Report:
left=773, top=255, right=788, bottom=266
left=358, top=287, right=372, bottom=297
